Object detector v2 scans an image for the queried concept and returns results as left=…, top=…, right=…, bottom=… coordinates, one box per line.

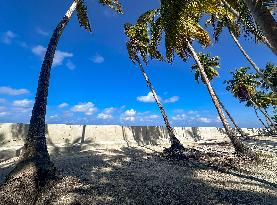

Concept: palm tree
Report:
left=2, top=0, right=122, bottom=203
left=137, top=62, right=183, bottom=149
left=124, top=22, right=185, bottom=153
left=191, top=53, right=249, bottom=139
left=242, top=0, right=277, bottom=55
left=226, top=67, right=277, bottom=130
left=207, top=1, right=277, bottom=93
left=124, top=2, right=257, bottom=158
left=187, top=41, right=256, bottom=157
left=229, top=31, right=277, bottom=94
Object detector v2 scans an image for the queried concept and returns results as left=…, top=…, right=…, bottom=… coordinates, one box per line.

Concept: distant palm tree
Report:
left=3, top=0, right=122, bottom=203
left=229, top=31, right=277, bottom=94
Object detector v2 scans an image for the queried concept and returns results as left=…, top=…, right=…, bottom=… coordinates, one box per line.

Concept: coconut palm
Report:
left=2, top=0, right=122, bottom=203
left=124, top=1, right=257, bottom=158
left=207, top=6, right=277, bottom=93
left=124, top=20, right=184, bottom=152
left=221, top=0, right=277, bottom=55
left=225, top=67, right=277, bottom=130
left=191, top=53, right=249, bottom=139
left=241, top=0, right=277, bottom=55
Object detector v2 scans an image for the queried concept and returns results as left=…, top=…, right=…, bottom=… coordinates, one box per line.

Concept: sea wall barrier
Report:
left=0, top=123, right=265, bottom=160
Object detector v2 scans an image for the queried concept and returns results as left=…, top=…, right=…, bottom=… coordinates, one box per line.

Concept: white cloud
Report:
left=0, top=86, right=29, bottom=96
left=32, top=45, right=46, bottom=56
left=58, top=103, right=69, bottom=108
left=172, top=114, right=186, bottom=121
left=1, top=30, right=17, bottom=44
left=36, top=28, right=49, bottom=36
left=97, top=113, right=113, bottom=120
left=0, top=112, right=9, bottom=116
left=164, top=96, right=179, bottom=103
left=54, top=50, right=73, bottom=66
left=142, top=114, right=160, bottom=121
left=137, top=92, right=179, bottom=104
left=66, top=60, right=76, bottom=70
left=103, top=107, right=116, bottom=114
left=121, top=109, right=136, bottom=121
left=71, top=102, right=97, bottom=115
left=197, top=117, right=212, bottom=123
left=188, top=110, right=198, bottom=115
left=97, top=107, right=116, bottom=120
left=13, top=99, right=33, bottom=107
left=32, top=45, right=73, bottom=67
left=91, top=54, right=104, bottom=64
left=137, top=92, right=155, bottom=103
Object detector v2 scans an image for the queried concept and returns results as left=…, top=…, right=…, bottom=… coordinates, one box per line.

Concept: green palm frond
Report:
left=76, top=0, right=92, bottom=32
left=191, top=53, right=220, bottom=83
left=98, top=0, right=123, bottom=13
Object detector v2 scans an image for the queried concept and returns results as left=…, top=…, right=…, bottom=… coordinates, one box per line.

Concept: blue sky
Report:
left=0, top=0, right=276, bottom=127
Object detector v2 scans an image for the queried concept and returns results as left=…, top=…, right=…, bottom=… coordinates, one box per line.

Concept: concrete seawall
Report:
left=0, top=123, right=265, bottom=160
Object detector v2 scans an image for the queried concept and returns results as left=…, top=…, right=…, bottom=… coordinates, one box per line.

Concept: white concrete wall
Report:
left=0, top=123, right=265, bottom=160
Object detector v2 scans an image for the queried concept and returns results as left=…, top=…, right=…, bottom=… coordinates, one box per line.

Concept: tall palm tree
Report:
left=187, top=41, right=256, bottom=156
left=124, top=22, right=184, bottom=152
left=124, top=1, right=257, bottom=158
left=2, top=0, right=122, bottom=203
left=207, top=2, right=277, bottom=93
left=229, top=31, right=277, bottom=93
left=191, top=53, right=249, bottom=139
left=241, top=0, right=277, bottom=55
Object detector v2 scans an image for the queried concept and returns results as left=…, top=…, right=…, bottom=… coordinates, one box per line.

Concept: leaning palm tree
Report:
left=191, top=53, right=249, bottom=139
left=207, top=5, right=277, bottom=93
left=1, top=0, right=122, bottom=203
left=124, top=21, right=185, bottom=153
left=124, top=0, right=257, bottom=158
left=240, top=0, right=277, bottom=55
left=221, top=0, right=276, bottom=55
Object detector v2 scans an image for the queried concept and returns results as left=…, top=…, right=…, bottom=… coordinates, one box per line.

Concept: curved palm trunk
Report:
left=221, top=0, right=271, bottom=47
left=3, top=1, right=79, bottom=201
left=230, top=31, right=277, bottom=94
left=243, top=0, right=277, bottom=55
left=215, top=93, right=248, bottom=139
left=187, top=40, right=256, bottom=158
left=137, top=62, right=183, bottom=148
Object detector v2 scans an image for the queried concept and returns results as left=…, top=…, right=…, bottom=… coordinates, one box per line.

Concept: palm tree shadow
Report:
left=129, top=126, right=166, bottom=146
left=33, top=147, right=277, bottom=204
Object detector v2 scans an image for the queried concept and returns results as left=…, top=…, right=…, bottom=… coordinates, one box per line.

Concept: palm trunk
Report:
left=243, top=0, right=277, bottom=55
left=215, top=92, right=248, bottom=139
left=137, top=62, right=183, bottom=148
left=254, top=107, right=273, bottom=134
left=221, top=0, right=271, bottom=47
left=249, top=98, right=276, bottom=128
left=230, top=31, right=277, bottom=93
left=187, top=40, right=256, bottom=158
left=4, top=0, right=79, bottom=199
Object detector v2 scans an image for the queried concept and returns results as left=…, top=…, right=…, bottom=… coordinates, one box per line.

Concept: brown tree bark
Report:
left=1, top=1, right=79, bottom=204
left=187, top=40, right=257, bottom=159
left=138, top=62, right=184, bottom=149
left=230, top=31, right=277, bottom=94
